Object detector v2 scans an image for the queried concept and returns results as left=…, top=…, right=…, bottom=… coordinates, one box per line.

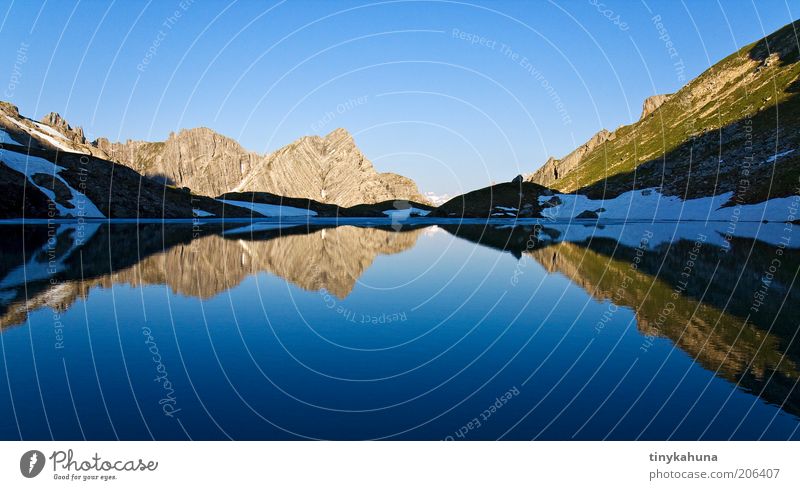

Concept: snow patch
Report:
left=32, top=121, right=72, bottom=142
left=223, top=222, right=303, bottom=235
left=193, top=209, right=214, bottom=217
left=422, top=225, right=444, bottom=236
left=424, top=191, right=451, bottom=206
left=0, top=149, right=104, bottom=217
left=766, top=149, right=795, bottom=163
left=220, top=199, right=318, bottom=217
left=3, top=115, right=83, bottom=153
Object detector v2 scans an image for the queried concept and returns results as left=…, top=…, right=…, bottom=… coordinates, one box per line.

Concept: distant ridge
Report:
left=94, top=125, right=429, bottom=207
left=1, top=101, right=428, bottom=207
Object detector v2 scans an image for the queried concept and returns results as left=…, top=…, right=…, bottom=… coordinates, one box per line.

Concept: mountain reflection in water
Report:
left=0, top=222, right=423, bottom=325
left=0, top=220, right=798, bottom=440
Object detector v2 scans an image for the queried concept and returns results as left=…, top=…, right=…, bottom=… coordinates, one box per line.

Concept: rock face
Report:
left=233, top=128, right=427, bottom=207
left=0, top=224, right=423, bottom=328
left=95, top=127, right=260, bottom=196
left=639, top=94, right=672, bottom=120
left=526, top=129, right=614, bottom=188
left=41, top=112, right=87, bottom=144
left=94, top=127, right=427, bottom=206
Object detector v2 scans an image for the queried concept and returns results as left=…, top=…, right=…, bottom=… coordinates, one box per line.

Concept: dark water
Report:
left=0, top=219, right=798, bottom=440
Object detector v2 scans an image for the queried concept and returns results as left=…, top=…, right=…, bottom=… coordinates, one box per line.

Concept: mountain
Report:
left=527, top=20, right=800, bottom=204
left=526, top=236, right=800, bottom=416
left=233, top=128, right=427, bottom=207
left=95, top=126, right=427, bottom=207
left=0, top=101, right=429, bottom=217
left=0, top=101, right=109, bottom=158
left=639, top=94, right=672, bottom=119
left=423, top=191, right=451, bottom=206
left=0, top=103, right=260, bottom=219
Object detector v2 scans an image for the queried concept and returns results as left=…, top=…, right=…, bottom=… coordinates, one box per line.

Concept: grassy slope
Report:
left=528, top=239, right=800, bottom=415
left=543, top=21, right=800, bottom=202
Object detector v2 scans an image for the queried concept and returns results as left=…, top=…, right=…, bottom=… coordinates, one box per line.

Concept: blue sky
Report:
left=0, top=0, right=797, bottom=196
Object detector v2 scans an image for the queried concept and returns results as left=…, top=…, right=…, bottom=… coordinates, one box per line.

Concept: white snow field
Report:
left=3, top=115, right=86, bottom=153
left=0, top=128, right=19, bottom=145
left=0, top=148, right=104, bottom=218
left=382, top=206, right=431, bottom=219
left=220, top=199, right=318, bottom=218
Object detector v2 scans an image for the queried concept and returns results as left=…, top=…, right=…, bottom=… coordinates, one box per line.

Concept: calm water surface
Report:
left=0, top=220, right=798, bottom=440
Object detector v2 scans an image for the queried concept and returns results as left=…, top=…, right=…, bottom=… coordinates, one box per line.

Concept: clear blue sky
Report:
left=0, top=0, right=797, bottom=196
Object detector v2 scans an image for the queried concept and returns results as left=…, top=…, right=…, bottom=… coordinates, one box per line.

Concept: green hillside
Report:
left=531, top=21, right=800, bottom=203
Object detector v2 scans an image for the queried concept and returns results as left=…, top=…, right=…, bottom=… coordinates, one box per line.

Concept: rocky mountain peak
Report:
left=0, top=101, right=20, bottom=118
left=41, top=111, right=86, bottom=144
left=233, top=127, right=426, bottom=206
left=527, top=128, right=614, bottom=187
left=169, top=126, right=220, bottom=140
left=285, top=128, right=359, bottom=159
left=3, top=99, right=426, bottom=206
left=639, top=94, right=672, bottom=120
left=41, top=112, right=68, bottom=129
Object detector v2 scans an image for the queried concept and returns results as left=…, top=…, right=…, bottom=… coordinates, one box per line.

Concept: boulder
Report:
left=575, top=209, right=599, bottom=219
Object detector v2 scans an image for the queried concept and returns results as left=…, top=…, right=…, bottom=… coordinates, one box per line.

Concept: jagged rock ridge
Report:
left=233, top=128, right=426, bottom=207
left=2, top=102, right=427, bottom=207
left=526, top=91, right=672, bottom=189
left=94, top=126, right=427, bottom=206
left=95, top=127, right=260, bottom=196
